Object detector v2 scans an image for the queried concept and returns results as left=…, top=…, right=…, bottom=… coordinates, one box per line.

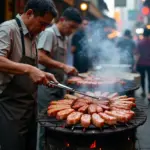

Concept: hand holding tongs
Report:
left=47, top=81, right=110, bottom=101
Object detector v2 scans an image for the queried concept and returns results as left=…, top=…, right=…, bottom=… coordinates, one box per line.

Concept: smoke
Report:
left=79, top=19, right=133, bottom=75
left=74, top=19, right=135, bottom=93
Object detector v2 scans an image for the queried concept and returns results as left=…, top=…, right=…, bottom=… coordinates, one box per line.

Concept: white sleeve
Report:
left=37, top=30, right=54, bottom=53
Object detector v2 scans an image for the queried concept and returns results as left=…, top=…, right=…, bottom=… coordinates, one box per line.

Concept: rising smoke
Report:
left=79, top=19, right=133, bottom=75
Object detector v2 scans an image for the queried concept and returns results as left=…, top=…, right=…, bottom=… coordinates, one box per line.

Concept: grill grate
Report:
left=38, top=107, right=146, bottom=135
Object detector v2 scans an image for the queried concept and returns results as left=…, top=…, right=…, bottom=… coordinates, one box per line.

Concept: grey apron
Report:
left=38, top=30, right=67, bottom=112
left=0, top=18, right=37, bottom=150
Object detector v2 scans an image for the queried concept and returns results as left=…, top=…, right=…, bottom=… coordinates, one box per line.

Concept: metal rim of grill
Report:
left=38, top=107, right=146, bottom=137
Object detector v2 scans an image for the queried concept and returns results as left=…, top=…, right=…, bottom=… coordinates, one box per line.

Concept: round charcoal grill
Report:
left=38, top=107, right=146, bottom=149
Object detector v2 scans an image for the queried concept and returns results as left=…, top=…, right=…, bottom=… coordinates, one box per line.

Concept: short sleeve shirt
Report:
left=37, top=24, right=68, bottom=70
left=0, top=14, right=37, bottom=94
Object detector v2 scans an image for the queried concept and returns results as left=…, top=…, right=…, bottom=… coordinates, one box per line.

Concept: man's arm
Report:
left=0, top=56, right=32, bottom=74
left=38, top=50, right=78, bottom=75
left=0, top=26, right=57, bottom=85
left=0, top=56, right=57, bottom=84
left=38, top=50, right=64, bottom=70
left=38, top=29, right=78, bottom=75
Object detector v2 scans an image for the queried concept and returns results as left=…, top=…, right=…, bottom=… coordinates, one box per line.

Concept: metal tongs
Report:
left=48, top=81, right=110, bottom=101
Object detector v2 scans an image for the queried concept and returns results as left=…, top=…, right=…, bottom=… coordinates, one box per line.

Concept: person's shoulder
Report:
left=39, top=26, right=55, bottom=38
left=0, top=19, right=17, bottom=32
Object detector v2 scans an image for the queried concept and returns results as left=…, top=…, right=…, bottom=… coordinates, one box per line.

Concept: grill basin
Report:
left=38, top=107, right=146, bottom=149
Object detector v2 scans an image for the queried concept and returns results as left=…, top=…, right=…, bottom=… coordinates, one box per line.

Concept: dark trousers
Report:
left=0, top=112, right=37, bottom=150
left=137, top=65, right=150, bottom=93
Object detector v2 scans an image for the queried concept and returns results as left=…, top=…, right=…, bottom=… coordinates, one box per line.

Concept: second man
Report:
left=37, top=7, right=82, bottom=111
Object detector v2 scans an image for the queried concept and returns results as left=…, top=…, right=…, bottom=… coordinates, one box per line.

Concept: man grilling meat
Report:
left=0, top=0, right=58, bottom=150
left=37, top=7, right=82, bottom=150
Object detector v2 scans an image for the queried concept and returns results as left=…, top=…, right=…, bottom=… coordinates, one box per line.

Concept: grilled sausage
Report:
left=110, top=104, right=132, bottom=110
left=112, top=110, right=133, bottom=120
left=97, top=104, right=110, bottom=110
left=105, top=111, right=129, bottom=123
left=81, top=114, right=91, bottom=128
left=111, top=107, right=135, bottom=117
left=78, top=104, right=89, bottom=113
left=64, top=94, right=77, bottom=100
left=67, top=112, right=82, bottom=125
left=88, top=104, right=97, bottom=114
left=56, top=108, right=74, bottom=120
left=92, top=113, right=104, bottom=128
left=47, top=107, right=70, bottom=117
left=72, top=102, right=87, bottom=110
left=76, top=98, right=92, bottom=104
left=48, top=104, right=71, bottom=110
left=50, top=99, right=74, bottom=105
left=96, top=106, right=103, bottom=113
left=99, top=112, right=117, bottom=125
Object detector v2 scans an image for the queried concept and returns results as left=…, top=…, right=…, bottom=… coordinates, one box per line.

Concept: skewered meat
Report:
left=110, top=102, right=133, bottom=109
left=110, top=104, right=132, bottom=110
left=48, top=91, right=136, bottom=127
left=105, top=111, right=129, bottom=123
left=110, top=107, right=135, bottom=117
left=76, top=98, right=92, bottom=104
left=78, top=104, right=89, bottom=113
left=111, top=97, right=135, bottom=102
left=64, top=94, right=77, bottom=100
left=74, top=93, right=84, bottom=98
left=81, top=114, right=91, bottom=128
left=56, top=108, right=75, bottom=120
left=67, top=112, right=82, bottom=125
left=92, top=99, right=109, bottom=105
left=72, top=102, right=87, bottom=110
left=88, top=104, right=97, bottom=114
left=99, top=112, right=117, bottom=125
left=97, top=104, right=110, bottom=110
left=112, top=110, right=133, bottom=120
left=50, top=99, right=74, bottom=105
left=96, top=106, right=103, bottom=113
left=111, top=100, right=136, bottom=107
left=92, top=113, right=104, bottom=128
left=48, top=107, right=71, bottom=117
left=48, top=104, right=71, bottom=110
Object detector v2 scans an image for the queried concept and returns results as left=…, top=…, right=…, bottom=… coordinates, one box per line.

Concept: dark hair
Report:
left=82, top=17, right=89, bottom=21
left=124, top=29, right=132, bottom=38
left=62, top=7, right=82, bottom=24
left=24, top=0, right=58, bottom=18
left=143, top=28, right=150, bottom=37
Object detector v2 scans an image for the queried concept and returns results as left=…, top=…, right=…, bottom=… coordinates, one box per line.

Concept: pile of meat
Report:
left=67, top=76, right=125, bottom=87
left=47, top=92, right=136, bottom=128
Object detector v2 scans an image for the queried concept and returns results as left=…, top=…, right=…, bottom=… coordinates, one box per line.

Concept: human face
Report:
left=61, top=19, right=80, bottom=36
left=81, top=19, right=89, bottom=29
left=26, top=10, right=54, bottom=36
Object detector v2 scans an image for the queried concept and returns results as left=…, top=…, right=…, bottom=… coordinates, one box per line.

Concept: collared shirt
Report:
left=37, top=24, right=68, bottom=70
left=0, top=14, right=37, bottom=94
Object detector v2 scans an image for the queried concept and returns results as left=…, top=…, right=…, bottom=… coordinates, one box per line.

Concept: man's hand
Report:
left=28, top=66, right=58, bottom=85
left=63, top=65, right=78, bottom=76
